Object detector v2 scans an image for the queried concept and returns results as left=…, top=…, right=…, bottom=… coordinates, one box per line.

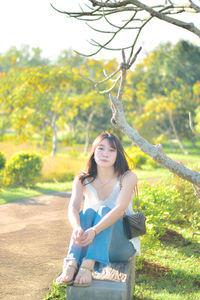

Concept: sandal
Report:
left=73, top=265, right=93, bottom=287
left=56, top=260, right=78, bottom=285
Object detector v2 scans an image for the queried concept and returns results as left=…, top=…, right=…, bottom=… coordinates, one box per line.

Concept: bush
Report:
left=146, top=157, right=160, bottom=169
left=126, top=147, right=148, bottom=169
left=6, top=152, right=42, bottom=187
left=168, top=173, right=200, bottom=230
left=63, top=133, right=77, bottom=146
left=141, top=174, right=199, bottom=236
left=132, top=153, right=147, bottom=168
left=0, top=152, right=6, bottom=170
left=138, top=175, right=200, bottom=258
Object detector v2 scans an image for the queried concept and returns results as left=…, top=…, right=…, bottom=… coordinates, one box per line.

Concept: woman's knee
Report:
left=79, top=208, right=96, bottom=228
left=110, top=242, right=136, bottom=262
left=80, top=208, right=96, bottom=219
left=97, top=205, right=111, bottom=217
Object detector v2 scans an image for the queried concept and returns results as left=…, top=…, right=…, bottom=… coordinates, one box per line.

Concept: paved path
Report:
left=0, top=192, right=72, bottom=300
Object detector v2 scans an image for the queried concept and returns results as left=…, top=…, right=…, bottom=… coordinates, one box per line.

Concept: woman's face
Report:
left=94, top=138, right=117, bottom=168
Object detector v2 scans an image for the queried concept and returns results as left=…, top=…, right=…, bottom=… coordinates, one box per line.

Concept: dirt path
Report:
left=0, top=192, right=72, bottom=300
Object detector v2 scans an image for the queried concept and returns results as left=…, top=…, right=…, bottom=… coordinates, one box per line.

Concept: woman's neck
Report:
left=96, top=166, right=116, bottom=181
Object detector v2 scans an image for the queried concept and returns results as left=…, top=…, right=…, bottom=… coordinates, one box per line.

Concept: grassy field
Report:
left=134, top=229, right=200, bottom=300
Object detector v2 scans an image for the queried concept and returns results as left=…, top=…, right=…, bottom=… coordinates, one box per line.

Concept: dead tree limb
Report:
left=79, top=48, right=200, bottom=187
left=109, top=51, right=200, bottom=186
left=51, top=1, right=200, bottom=189
left=51, top=1, right=200, bottom=57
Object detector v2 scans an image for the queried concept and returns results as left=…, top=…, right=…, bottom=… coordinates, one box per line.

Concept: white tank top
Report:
left=83, top=179, right=141, bottom=255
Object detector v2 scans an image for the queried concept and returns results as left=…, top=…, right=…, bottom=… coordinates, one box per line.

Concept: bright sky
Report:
left=0, top=0, right=199, bottom=62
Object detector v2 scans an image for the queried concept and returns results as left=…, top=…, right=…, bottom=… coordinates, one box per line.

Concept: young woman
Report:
left=56, top=132, right=139, bottom=287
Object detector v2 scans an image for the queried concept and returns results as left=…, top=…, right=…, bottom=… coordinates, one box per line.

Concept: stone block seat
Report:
left=66, top=253, right=136, bottom=300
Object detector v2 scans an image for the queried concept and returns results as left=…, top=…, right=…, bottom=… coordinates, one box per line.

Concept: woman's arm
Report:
left=68, top=175, right=84, bottom=241
left=79, top=171, right=137, bottom=246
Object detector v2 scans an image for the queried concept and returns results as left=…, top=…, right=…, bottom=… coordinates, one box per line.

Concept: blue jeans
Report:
left=64, top=206, right=136, bottom=270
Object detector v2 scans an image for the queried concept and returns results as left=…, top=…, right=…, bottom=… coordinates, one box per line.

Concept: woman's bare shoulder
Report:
left=73, top=173, right=94, bottom=193
left=122, top=170, right=138, bottom=186
left=72, top=174, right=84, bottom=190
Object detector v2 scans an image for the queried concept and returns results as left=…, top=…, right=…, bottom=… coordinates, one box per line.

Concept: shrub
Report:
left=146, top=157, right=160, bottom=169
left=6, top=152, right=42, bottom=187
left=126, top=147, right=148, bottom=169
left=63, top=133, right=76, bottom=146
left=133, top=153, right=147, bottom=168
left=140, top=175, right=199, bottom=236
left=0, top=152, right=6, bottom=187
left=167, top=173, right=200, bottom=231
left=138, top=175, right=200, bottom=259
left=0, top=152, right=6, bottom=170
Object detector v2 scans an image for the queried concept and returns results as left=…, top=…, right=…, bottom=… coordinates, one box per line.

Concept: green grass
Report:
left=136, top=166, right=169, bottom=181
left=43, top=282, right=66, bottom=300
left=0, top=182, right=73, bottom=204
left=135, top=151, right=200, bottom=184
left=134, top=230, right=200, bottom=300
left=168, top=153, right=200, bottom=165
left=163, top=139, right=200, bottom=155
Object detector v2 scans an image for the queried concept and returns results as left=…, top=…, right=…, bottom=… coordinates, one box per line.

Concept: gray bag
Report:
left=123, top=211, right=146, bottom=239
left=120, top=171, right=146, bottom=239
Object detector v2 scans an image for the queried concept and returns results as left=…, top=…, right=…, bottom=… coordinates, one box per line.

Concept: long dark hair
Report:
left=79, top=132, right=129, bottom=185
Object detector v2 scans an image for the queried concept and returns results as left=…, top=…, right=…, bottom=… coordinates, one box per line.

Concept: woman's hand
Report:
left=76, top=227, right=96, bottom=247
left=72, top=226, right=84, bottom=243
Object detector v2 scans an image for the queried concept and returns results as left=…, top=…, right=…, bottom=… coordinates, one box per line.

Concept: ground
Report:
left=0, top=192, right=72, bottom=300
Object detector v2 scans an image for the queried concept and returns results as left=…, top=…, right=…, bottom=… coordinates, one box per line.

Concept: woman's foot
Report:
left=73, top=259, right=95, bottom=287
left=56, top=260, right=78, bottom=285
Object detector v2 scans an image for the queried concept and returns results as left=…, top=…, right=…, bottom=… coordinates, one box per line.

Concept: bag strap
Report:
left=120, top=170, right=139, bottom=200
left=119, top=170, right=131, bottom=190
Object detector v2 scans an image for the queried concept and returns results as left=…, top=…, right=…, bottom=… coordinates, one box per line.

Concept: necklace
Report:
left=98, top=177, right=112, bottom=187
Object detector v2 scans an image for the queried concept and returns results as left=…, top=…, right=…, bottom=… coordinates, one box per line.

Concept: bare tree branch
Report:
left=77, top=47, right=200, bottom=186
left=110, top=88, right=200, bottom=186
left=102, top=10, right=140, bottom=30
left=86, top=22, right=115, bottom=34
left=51, top=0, right=200, bottom=58
left=128, top=0, right=200, bottom=37
left=188, top=0, right=200, bottom=12
left=51, top=1, right=200, bottom=187
left=99, top=76, right=121, bottom=94
left=78, top=65, right=121, bottom=85
left=108, top=50, right=200, bottom=186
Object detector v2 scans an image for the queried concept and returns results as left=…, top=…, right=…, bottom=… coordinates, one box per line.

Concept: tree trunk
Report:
left=84, top=110, right=95, bottom=153
left=167, top=127, right=174, bottom=153
left=188, top=111, right=199, bottom=147
left=52, top=115, right=58, bottom=156
left=168, top=110, right=189, bottom=155
left=41, top=135, right=46, bottom=147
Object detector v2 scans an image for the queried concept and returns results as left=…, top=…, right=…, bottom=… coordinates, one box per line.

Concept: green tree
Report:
left=64, top=58, right=117, bottom=149
left=0, top=64, right=73, bottom=154
left=124, top=41, right=199, bottom=152
left=0, top=45, right=49, bottom=72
